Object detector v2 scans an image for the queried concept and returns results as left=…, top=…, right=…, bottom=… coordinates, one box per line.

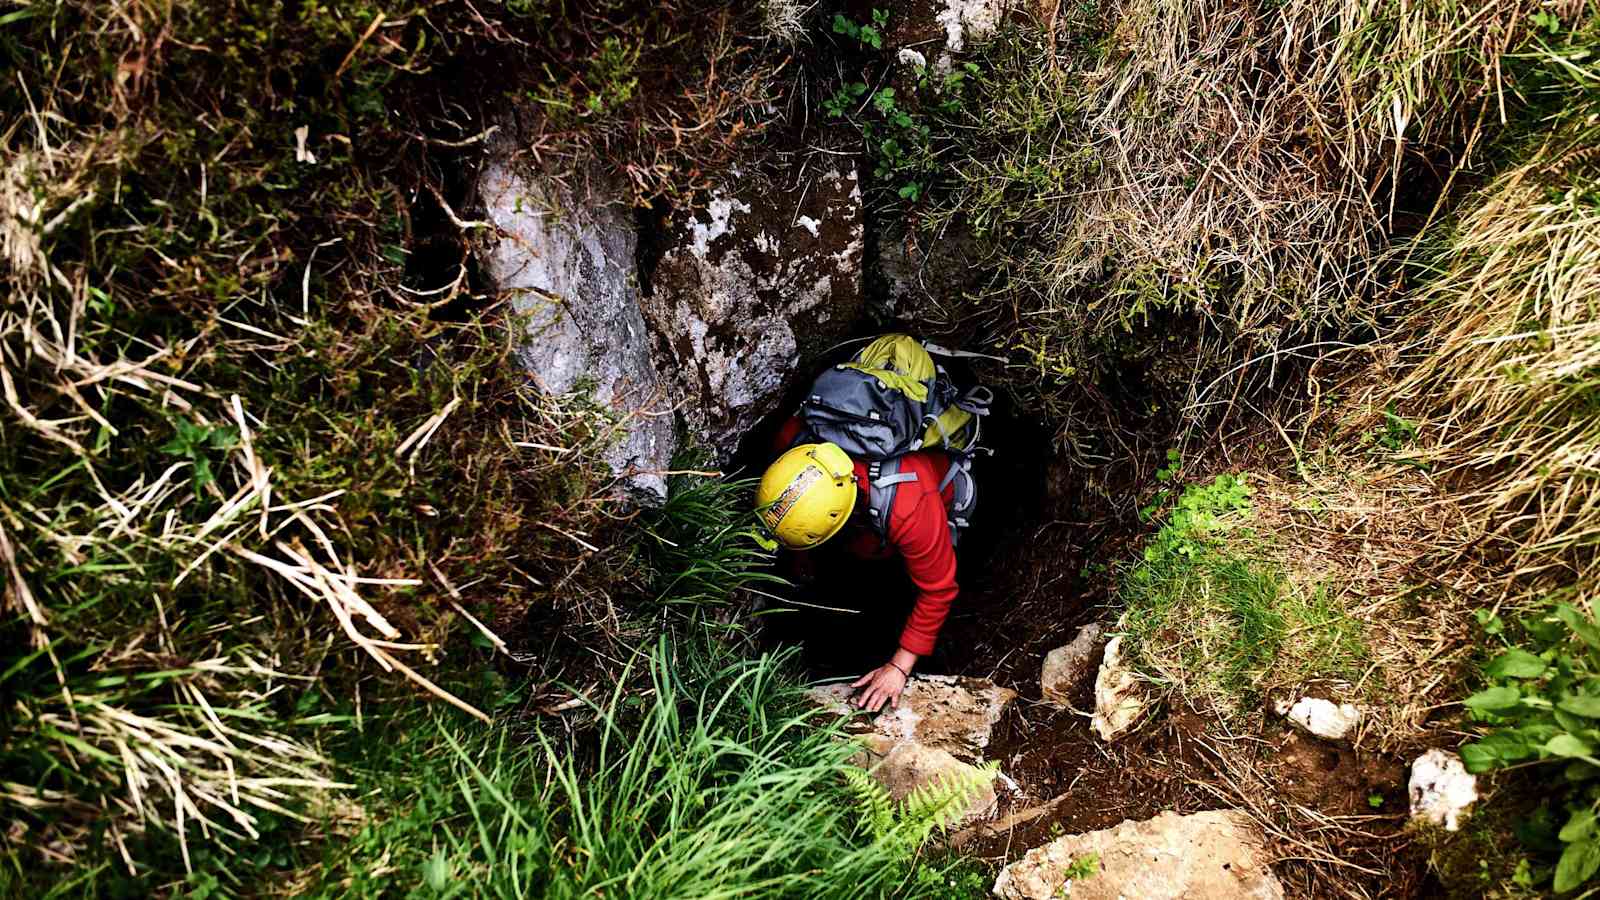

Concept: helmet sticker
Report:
left=763, top=463, right=824, bottom=530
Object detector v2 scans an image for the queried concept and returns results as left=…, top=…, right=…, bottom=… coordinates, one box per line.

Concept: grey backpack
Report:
left=795, top=334, right=994, bottom=546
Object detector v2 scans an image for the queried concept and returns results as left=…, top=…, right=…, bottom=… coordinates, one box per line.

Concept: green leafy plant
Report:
left=159, top=420, right=239, bottom=496
left=833, top=9, right=889, bottom=49
left=1062, top=852, right=1101, bottom=881
left=844, top=759, right=999, bottom=851
left=1461, top=604, right=1600, bottom=893
left=1142, top=474, right=1252, bottom=563
left=821, top=19, right=979, bottom=203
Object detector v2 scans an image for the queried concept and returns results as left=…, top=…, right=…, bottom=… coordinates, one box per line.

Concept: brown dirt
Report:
left=929, top=456, right=1440, bottom=899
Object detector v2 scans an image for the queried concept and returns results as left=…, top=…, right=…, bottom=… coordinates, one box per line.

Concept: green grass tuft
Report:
left=1122, top=475, right=1370, bottom=720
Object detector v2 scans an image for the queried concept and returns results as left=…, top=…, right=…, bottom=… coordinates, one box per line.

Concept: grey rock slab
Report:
left=992, top=810, right=1285, bottom=900
left=810, top=674, right=1018, bottom=762
left=1040, top=623, right=1103, bottom=708
left=644, top=163, right=864, bottom=459
left=476, top=157, right=674, bottom=502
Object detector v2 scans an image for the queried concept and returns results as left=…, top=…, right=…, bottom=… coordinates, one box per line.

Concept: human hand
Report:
left=850, top=661, right=910, bottom=713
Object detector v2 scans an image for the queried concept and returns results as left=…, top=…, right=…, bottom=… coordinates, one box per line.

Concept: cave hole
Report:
left=733, top=338, right=1061, bottom=682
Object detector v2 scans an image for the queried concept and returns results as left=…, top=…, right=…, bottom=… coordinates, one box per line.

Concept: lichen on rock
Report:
left=644, top=163, right=865, bottom=457
left=476, top=156, right=676, bottom=502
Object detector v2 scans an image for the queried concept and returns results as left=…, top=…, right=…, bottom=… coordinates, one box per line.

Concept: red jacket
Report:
left=774, top=418, right=958, bottom=656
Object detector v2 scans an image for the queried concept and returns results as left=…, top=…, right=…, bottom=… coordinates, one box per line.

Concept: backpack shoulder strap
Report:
left=865, top=458, right=918, bottom=539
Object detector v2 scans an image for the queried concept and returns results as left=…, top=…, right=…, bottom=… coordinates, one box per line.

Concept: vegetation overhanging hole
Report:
left=4, top=1, right=1599, bottom=897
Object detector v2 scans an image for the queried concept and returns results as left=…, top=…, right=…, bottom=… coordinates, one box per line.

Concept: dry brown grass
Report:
left=1386, top=132, right=1600, bottom=611
left=932, top=0, right=1567, bottom=450
left=1238, top=461, right=1486, bottom=751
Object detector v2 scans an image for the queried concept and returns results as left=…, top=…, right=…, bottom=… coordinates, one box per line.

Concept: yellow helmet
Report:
left=756, top=443, right=858, bottom=549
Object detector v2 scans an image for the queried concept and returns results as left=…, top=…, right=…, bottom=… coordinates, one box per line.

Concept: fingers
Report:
left=850, top=671, right=873, bottom=689
left=865, top=687, right=886, bottom=713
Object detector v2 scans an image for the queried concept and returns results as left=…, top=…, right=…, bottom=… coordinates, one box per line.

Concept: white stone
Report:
left=935, top=0, right=1011, bottom=52
left=992, top=810, right=1284, bottom=900
left=1274, top=696, right=1362, bottom=741
left=1408, top=749, right=1478, bottom=832
left=476, top=156, right=675, bottom=502
left=1090, top=636, right=1146, bottom=741
left=1040, top=623, right=1102, bottom=708
left=896, top=48, right=928, bottom=68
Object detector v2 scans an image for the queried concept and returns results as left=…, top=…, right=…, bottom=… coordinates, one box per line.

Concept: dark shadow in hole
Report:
left=736, top=344, right=1055, bottom=681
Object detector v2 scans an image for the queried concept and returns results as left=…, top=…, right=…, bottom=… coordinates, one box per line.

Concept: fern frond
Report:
left=900, top=760, right=998, bottom=846
left=843, top=764, right=896, bottom=839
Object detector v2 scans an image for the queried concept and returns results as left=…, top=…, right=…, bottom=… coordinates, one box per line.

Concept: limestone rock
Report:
left=1090, top=636, right=1147, bottom=741
left=992, top=810, right=1285, bottom=900
left=476, top=159, right=675, bottom=502
left=934, top=0, right=1012, bottom=53
left=645, top=164, right=864, bottom=457
left=1273, top=696, right=1362, bottom=741
left=1408, top=749, right=1478, bottom=832
left=809, top=675, right=1015, bottom=830
left=809, top=674, right=1017, bottom=761
left=865, top=742, right=998, bottom=828
left=1041, top=623, right=1103, bottom=708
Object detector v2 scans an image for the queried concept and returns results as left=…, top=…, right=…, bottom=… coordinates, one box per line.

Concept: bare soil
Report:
left=926, top=447, right=1443, bottom=899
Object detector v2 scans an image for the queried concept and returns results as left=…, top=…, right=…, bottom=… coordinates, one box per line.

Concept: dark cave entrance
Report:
left=733, top=342, right=1072, bottom=684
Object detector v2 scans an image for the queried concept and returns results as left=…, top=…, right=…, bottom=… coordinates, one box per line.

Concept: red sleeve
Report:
left=886, top=478, right=958, bottom=656
left=772, top=416, right=804, bottom=457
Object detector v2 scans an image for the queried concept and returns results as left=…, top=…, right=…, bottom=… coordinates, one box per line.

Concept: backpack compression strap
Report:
left=866, top=458, right=919, bottom=540
left=867, top=457, right=975, bottom=549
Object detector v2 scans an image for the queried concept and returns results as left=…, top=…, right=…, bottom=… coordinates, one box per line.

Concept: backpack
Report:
left=796, top=334, right=994, bottom=547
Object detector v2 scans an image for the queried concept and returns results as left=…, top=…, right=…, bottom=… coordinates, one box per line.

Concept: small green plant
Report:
left=584, top=36, right=640, bottom=114
left=832, top=8, right=889, bottom=49
left=1376, top=403, right=1419, bottom=451
left=1460, top=603, right=1600, bottom=894
left=1530, top=10, right=1562, bottom=34
left=1369, top=793, right=1386, bottom=808
left=1142, top=474, right=1252, bottom=562
left=1156, top=447, right=1182, bottom=481
left=1062, top=851, right=1101, bottom=881
left=159, top=420, right=239, bottom=496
